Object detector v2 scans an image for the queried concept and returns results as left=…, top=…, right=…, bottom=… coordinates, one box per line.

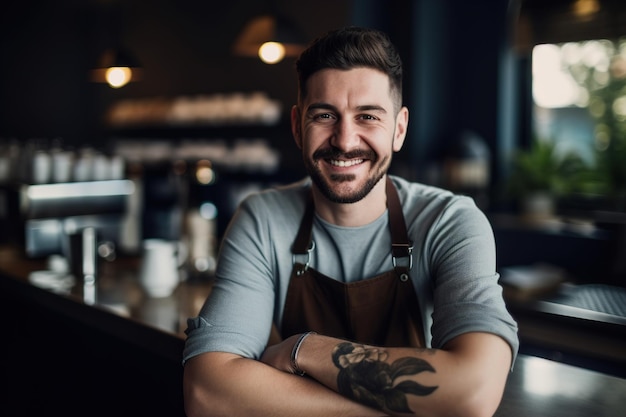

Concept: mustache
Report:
left=312, top=148, right=376, bottom=161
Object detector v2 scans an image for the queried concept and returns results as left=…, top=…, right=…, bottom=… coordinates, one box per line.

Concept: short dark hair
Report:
left=295, top=26, right=403, bottom=111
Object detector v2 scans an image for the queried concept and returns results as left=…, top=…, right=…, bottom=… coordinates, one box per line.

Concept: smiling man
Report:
left=183, top=26, right=519, bottom=417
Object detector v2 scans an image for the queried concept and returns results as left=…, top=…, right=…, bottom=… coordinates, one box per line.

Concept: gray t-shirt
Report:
left=183, top=175, right=519, bottom=363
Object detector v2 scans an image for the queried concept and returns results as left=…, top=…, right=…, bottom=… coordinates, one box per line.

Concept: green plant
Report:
left=507, top=137, right=612, bottom=208
left=507, top=138, right=568, bottom=199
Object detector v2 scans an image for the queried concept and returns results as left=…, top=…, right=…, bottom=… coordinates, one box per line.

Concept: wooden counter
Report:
left=1, top=244, right=625, bottom=417
left=0, top=244, right=212, bottom=355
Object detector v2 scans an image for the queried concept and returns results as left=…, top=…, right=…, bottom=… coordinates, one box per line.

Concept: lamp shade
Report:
left=96, top=47, right=140, bottom=69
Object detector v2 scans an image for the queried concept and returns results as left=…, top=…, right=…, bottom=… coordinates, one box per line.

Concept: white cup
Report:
left=139, top=239, right=184, bottom=298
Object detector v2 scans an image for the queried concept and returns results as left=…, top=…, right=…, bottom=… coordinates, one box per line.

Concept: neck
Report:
left=312, top=176, right=388, bottom=227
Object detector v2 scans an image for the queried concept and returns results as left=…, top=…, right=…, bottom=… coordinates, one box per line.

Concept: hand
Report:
left=261, top=333, right=301, bottom=374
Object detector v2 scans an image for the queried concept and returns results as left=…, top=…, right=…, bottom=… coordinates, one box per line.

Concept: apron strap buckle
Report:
left=292, top=240, right=315, bottom=276
left=392, top=242, right=413, bottom=281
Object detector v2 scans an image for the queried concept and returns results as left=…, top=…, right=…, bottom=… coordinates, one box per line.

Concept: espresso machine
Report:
left=20, top=179, right=137, bottom=276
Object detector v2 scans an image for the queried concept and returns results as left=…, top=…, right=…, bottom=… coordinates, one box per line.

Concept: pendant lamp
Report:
left=90, top=0, right=141, bottom=88
left=91, top=46, right=142, bottom=88
left=233, top=14, right=306, bottom=64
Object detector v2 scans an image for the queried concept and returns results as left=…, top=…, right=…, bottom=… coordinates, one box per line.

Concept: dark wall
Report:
left=0, top=1, right=98, bottom=144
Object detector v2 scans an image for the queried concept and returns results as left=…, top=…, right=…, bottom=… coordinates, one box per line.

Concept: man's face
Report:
left=292, top=67, right=407, bottom=204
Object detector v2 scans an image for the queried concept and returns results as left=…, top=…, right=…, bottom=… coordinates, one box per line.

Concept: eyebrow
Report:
left=306, top=103, right=388, bottom=114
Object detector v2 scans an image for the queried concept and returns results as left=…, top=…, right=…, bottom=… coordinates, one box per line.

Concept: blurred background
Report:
left=0, top=0, right=625, bottom=381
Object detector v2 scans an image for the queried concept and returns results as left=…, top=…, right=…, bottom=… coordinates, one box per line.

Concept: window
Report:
left=530, top=37, right=626, bottom=207
left=513, top=0, right=626, bottom=213
left=533, top=39, right=626, bottom=160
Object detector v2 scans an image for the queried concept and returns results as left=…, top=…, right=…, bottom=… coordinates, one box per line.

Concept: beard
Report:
left=304, top=147, right=391, bottom=204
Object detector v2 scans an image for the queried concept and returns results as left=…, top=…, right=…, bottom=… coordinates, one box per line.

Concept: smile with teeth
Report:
left=329, top=159, right=364, bottom=167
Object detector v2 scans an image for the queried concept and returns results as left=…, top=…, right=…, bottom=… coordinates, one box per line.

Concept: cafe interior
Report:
left=1, top=0, right=625, bottom=416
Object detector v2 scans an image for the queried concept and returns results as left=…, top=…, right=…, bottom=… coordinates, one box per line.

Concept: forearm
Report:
left=183, top=351, right=388, bottom=417
left=295, top=333, right=512, bottom=417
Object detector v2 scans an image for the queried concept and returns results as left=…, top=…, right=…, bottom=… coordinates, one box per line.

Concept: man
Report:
left=183, top=26, right=518, bottom=417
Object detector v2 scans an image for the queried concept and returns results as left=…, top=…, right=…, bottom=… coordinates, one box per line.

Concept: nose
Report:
left=330, top=119, right=360, bottom=151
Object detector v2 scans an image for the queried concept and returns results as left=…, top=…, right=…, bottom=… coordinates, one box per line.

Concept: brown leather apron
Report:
left=276, top=177, right=425, bottom=348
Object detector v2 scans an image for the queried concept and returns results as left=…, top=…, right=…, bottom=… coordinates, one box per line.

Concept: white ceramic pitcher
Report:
left=139, top=239, right=185, bottom=298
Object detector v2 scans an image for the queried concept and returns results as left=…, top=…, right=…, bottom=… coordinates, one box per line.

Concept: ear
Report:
left=393, top=106, right=409, bottom=152
left=291, top=105, right=303, bottom=149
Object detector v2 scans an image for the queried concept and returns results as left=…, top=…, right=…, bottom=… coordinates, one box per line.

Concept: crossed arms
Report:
left=183, top=331, right=512, bottom=417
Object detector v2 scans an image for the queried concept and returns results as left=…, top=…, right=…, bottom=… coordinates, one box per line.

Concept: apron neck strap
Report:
left=292, top=177, right=413, bottom=272
left=292, top=192, right=315, bottom=255
left=386, top=176, right=413, bottom=276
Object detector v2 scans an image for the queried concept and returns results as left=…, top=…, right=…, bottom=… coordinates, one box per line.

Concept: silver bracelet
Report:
left=290, top=331, right=316, bottom=376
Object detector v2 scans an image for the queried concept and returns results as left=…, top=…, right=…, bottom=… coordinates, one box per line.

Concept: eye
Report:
left=312, top=112, right=335, bottom=123
left=358, top=114, right=378, bottom=121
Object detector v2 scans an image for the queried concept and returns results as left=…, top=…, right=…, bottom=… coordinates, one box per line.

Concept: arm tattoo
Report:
left=332, top=342, right=438, bottom=414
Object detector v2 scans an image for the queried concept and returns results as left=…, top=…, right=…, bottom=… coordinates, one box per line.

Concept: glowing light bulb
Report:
left=195, top=160, right=215, bottom=185
left=105, top=67, right=132, bottom=88
left=258, top=42, right=285, bottom=64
